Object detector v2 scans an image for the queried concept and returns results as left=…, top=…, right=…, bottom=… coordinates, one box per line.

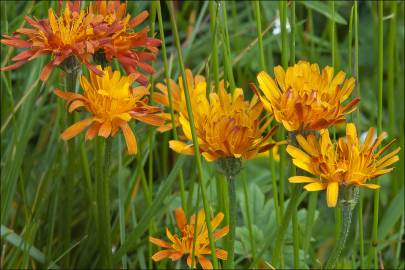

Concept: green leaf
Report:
left=1, top=225, right=59, bottom=269
left=301, top=1, right=347, bottom=25
left=378, top=187, right=404, bottom=240
left=112, top=155, right=186, bottom=264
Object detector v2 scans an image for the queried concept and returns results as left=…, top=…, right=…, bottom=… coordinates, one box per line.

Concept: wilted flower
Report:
left=253, top=60, right=359, bottom=131
left=287, top=123, right=400, bottom=207
left=54, top=66, right=163, bottom=154
left=157, top=70, right=278, bottom=161
left=149, top=208, right=228, bottom=269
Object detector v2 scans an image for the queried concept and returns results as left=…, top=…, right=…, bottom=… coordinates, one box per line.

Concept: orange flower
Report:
left=287, top=123, right=400, bottom=207
left=155, top=70, right=278, bottom=161
left=154, top=69, right=209, bottom=132
left=1, top=2, right=105, bottom=80
left=54, top=66, right=163, bottom=154
left=253, top=61, right=359, bottom=131
left=91, top=1, right=161, bottom=85
left=1, top=1, right=160, bottom=84
left=149, top=208, right=229, bottom=269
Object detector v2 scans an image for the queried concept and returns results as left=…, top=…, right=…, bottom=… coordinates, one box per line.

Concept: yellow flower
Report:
left=155, top=69, right=278, bottom=161
left=54, top=66, right=163, bottom=155
left=254, top=60, right=359, bottom=131
left=287, top=123, right=400, bottom=207
left=149, top=208, right=229, bottom=269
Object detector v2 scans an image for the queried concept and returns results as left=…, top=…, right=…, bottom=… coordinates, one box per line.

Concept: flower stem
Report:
left=95, top=137, right=113, bottom=268
left=156, top=0, right=187, bottom=213
left=227, top=174, right=236, bottom=269
left=167, top=2, right=218, bottom=268
left=325, top=187, right=359, bottom=269
left=62, top=67, right=79, bottom=267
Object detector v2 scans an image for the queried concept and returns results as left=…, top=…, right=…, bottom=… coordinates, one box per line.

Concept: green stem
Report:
left=209, top=1, right=219, bottom=91
left=254, top=1, right=266, bottom=71
left=219, top=0, right=235, bottom=91
left=325, top=187, right=359, bottom=269
left=371, top=2, right=383, bottom=268
left=303, top=192, right=318, bottom=253
left=358, top=190, right=364, bottom=269
left=62, top=68, right=79, bottom=268
left=227, top=175, right=236, bottom=269
left=95, top=138, right=113, bottom=268
left=271, top=185, right=300, bottom=267
left=270, top=154, right=281, bottom=225
left=167, top=2, right=218, bottom=268
left=242, top=176, right=256, bottom=265
left=156, top=0, right=187, bottom=213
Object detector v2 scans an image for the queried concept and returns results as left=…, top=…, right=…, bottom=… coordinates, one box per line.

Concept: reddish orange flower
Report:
left=1, top=1, right=160, bottom=84
left=54, top=66, right=163, bottom=154
left=90, top=1, right=161, bottom=85
left=1, top=2, right=105, bottom=80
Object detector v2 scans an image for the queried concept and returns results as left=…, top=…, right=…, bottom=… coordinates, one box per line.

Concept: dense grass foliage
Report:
left=1, top=1, right=404, bottom=269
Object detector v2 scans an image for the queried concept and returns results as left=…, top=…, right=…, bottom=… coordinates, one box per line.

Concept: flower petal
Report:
left=151, top=250, right=172, bottom=262
left=175, top=208, right=187, bottom=230
left=61, top=118, right=94, bottom=140
left=198, top=255, right=213, bottom=270
left=169, top=140, right=194, bottom=155
left=149, top=237, right=172, bottom=248
left=120, top=122, right=137, bottom=155
left=303, top=182, right=327, bottom=191
left=326, top=182, right=339, bottom=207
left=289, top=176, right=319, bottom=183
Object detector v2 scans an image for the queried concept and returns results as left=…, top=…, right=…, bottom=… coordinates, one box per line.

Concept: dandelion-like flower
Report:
left=253, top=60, right=359, bottom=131
left=156, top=70, right=278, bottom=161
left=91, top=1, right=161, bottom=85
left=287, top=123, right=400, bottom=207
left=54, top=66, right=163, bottom=154
left=149, top=208, right=229, bottom=269
left=1, top=1, right=160, bottom=84
left=1, top=2, right=105, bottom=80
left=153, top=69, right=209, bottom=132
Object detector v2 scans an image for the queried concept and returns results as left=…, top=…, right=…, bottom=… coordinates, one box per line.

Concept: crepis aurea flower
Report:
left=54, top=66, right=164, bottom=155
left=252, top=60, right=359, bottom=131
left=154, top=69, right=279, bottom=162
left=287, top=123, right=400, bottom=207
left=149, top=208, right=229, bottom=269
left=1, top=0, right=160, bottom=84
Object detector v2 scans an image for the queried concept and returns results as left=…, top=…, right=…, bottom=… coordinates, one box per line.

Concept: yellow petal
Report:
left=296, top=134, right=319, bottom=157
left=169, top=140, right=194, bottom=155
left=289, top=176, right=319, bottom=183
left=326, top=182, right=339, bottom=207
left=257, top=71, right=281, bottom=102
left=360, top=183, right=380, bottom=189
left=286, top=145, right=312, bottom=163
left=211, top=212, right=224, bottom=230
left=303, top=182, right=327, bottom=191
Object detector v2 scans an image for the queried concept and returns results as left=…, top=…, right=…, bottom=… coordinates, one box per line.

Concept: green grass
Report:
left=1, top=1, right=404, bottom=269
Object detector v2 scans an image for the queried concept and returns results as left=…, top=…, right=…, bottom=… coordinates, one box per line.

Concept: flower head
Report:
left=287, top=123, right=400, bottom=207
left=1, top=2, right=105, bottom=80
left=54, top=66, right=163, bottom=154
left=90, top=1, right=161, bottom=85
left=149, top=208, right=229, bottom=269
left=253, top=60, right=359, bottom=131
left=1, top=1, right=160, bottom=84
left=156, top=70, right=278, bottom=161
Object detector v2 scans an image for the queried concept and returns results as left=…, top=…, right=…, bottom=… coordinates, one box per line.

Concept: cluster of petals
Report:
left=154, top=69, right=279, bottom=161
left=287, top=123, right=400, bottom=207
left=1, top=0, right=160, bottom=84
left=54, top=66, right=163, bottom=154
left=254, top=61, right=359, bottom=131
left=149, top=208, right=229, bottom=270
